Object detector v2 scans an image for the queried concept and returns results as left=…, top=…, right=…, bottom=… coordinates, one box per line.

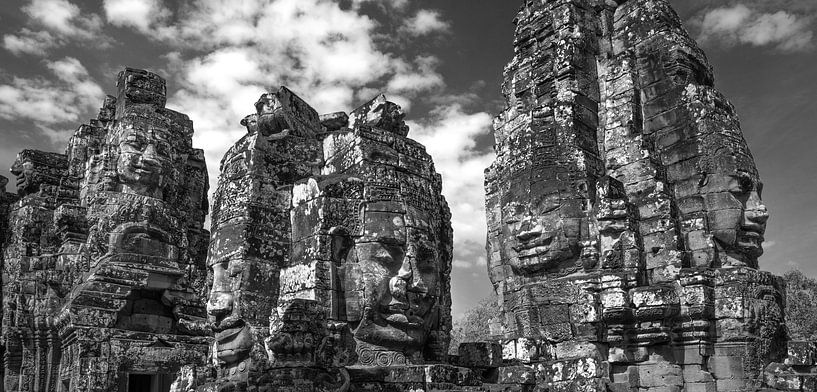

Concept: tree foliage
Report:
left=784, top=269, right=817, bottom=341
left=449, top=292, right=500, bottom=354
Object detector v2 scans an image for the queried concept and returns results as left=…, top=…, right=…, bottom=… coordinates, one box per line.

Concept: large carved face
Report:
left=499, top=181, right=587, bottom=277
left=700, top=169, right=769, bottom=266
left=206, top=259, right=254, bottom=366
left=353, top=205, right=441, bottom=351
left=115, top=116, right=174, bottom=196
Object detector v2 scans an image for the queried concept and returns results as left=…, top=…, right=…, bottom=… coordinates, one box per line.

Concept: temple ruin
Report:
left=1, top=0, right=815, bottom=391
left=1, top=68, right=211, bottom=392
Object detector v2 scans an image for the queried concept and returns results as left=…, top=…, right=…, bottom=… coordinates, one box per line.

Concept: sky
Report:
left=0, top=0, right=815, bottom=319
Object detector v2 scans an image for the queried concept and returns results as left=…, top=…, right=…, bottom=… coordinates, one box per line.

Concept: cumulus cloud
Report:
left=106, top=0, right=469, bottom=207
left=23, top=0, right=105, bottom=41
left=103, top=0, right=171, bottom=34
left=3, top=0, right=107, bottom=56
left=2, top=0, right=494, bottom=276
left=387, top=55, right=445, bottom=97
left=694, top=5, right=814, bottom=52
left=0, top=57, right=103, bottom=141
left=408, top=104, right=494, bottom=270
left=351, top=0, right=409, bottom=13
left=401, top=10, right=450, bottom=36
left=3, top=29, right=56, bottom=56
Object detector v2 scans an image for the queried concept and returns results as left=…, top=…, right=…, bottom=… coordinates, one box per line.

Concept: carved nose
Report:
left=390, top=276, right=408, bottom=302
left=389, top=260, right=413, bottom=302
left=747, top=207, right=769, bottom=225
left=207, top=292, right=233, bottom=320
left=141, top=144, right=162, bottom=164
left=746, top=196, right=769, bottom=225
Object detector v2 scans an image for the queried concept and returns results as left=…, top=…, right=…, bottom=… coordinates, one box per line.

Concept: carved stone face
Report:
left=115, top=116, right=174, bottom=197
left=12, top=161, right=34, bottom=194
left=700, top=170, right=769, bottom=265
left=206, top=260, right=253, bottom=366
left=353, top=207, right=441, bottom=351
left=254, top=93, right=287, bottom=136
left=500, top=187, right=585, bottom=276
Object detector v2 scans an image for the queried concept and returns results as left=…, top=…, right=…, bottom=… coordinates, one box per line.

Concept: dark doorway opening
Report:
left=128, top=374, right=153, bottom=392
left=123, top=373, right=174, bottom=392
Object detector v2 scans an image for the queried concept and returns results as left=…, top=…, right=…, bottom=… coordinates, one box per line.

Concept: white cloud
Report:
left=23, top=0, right=105, bottom=41
left=2, top=0, right=487, bottom=276
left=453, top=260, right=471, bottom=269
left=401, top=9, right=450, bottom=37
left=3, top=29, right=56, bottom=56
left=387, top=55, right=445, bottom=97
left=121, top=0, right=463, bottom=210
left=0, top=57, right=103, bottom=141
left=694, top=5, right=814, bottom=52
left=3, top=0, right=107, bottom=56
left=351, top=0, right=409, bottom=12
left=407, top=103, right=494, bottom=271
left=103, top=0, right=171, bottom=34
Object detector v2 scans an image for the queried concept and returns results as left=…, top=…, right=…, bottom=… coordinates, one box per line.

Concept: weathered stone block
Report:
left=497, top=366, right=536, bottom=385
left=459, top=342, right=503, bottom=368
left=535, top=357, right=607, bottom=384
left=708, top=354, right=746, bottom=379
left=785, top=341, right=816, bottom=366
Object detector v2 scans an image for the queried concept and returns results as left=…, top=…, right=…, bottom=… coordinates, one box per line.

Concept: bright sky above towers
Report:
left=1, top=0, right=816, bottom=318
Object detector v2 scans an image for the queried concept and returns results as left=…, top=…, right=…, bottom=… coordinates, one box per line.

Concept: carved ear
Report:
left=328, top=226, right=354, bottom=264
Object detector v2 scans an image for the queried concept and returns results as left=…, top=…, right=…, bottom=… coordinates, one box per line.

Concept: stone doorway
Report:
left=118, top=373, right=175, bottom=392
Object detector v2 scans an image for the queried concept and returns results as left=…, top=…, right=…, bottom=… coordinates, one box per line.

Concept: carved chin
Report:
left=355, top=314, right=427, bottom=348
left=119, top=170, right=162, bottom=192
left=215, top=325, right=253, bottom=364
left=714, top=230, right=764, bottom=259
left=735, top=233, right=764, bottom=257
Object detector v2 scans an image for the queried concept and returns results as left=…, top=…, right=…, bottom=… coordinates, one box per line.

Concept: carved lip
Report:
left=736, top=230, right=764, bottom=251
left=131, top=164, right=160, bottom=174
left=738, top=224, right=765, bottom=247
left=381, top=304, right=425, bottom=328
left=740, top=223, right=766, bottom=237
left=517, top=244, right=558, bottom=259
left=214, top=324, right=246, bottom=342
left=739, top=230, right=764, bottom=239
left=384, top=313, right=424, bottom=328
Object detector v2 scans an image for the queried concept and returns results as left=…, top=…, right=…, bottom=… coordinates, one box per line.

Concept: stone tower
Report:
left=197, top=89, right=457, bottom=391
left=485, top=0, right=789, bottom=391
left=2, top=68, right=211, bottom=392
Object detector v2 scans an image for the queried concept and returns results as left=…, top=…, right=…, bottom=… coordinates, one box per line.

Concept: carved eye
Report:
left=729, top=174, right=753, bottom=195
left=415, top=244, right=438, bottom=272
left=154, top=143, right=170, bottom=157
left=228, top=262, right=244, bottom=277
left=124, top=135, right=144, bottom=150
